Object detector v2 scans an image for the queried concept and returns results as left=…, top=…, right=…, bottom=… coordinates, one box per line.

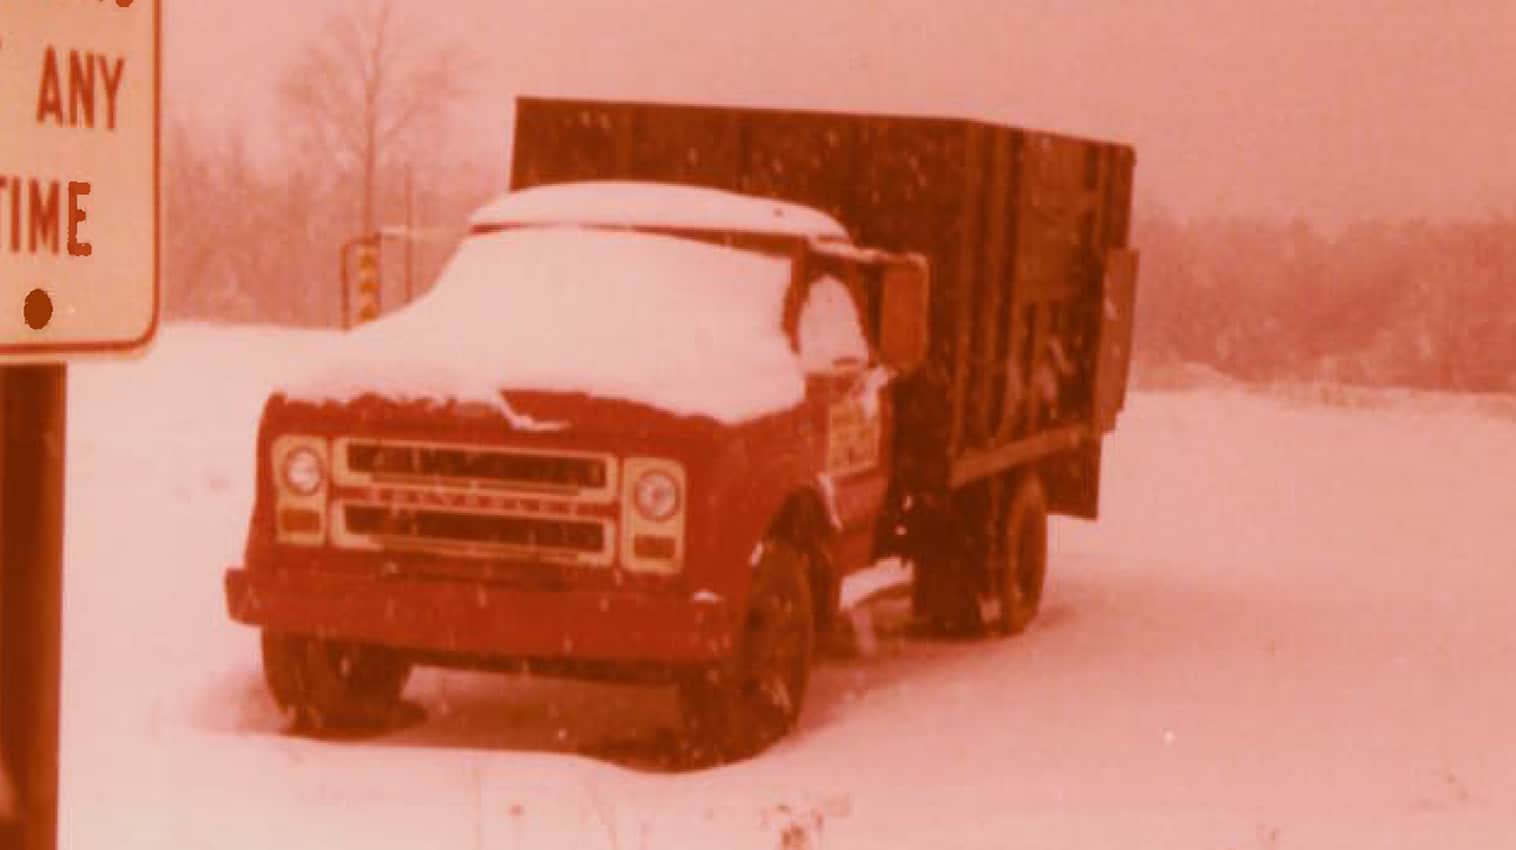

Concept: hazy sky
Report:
left=167, top=1, right=1516, bottom=228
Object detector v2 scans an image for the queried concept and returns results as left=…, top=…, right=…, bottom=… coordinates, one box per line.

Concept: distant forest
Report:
left=159, top=3, right=1515, bottom=395
left=160, top=126, right=1516, bottom=395
left=1133, top=210, right=1516, bottom=392
left=160, top=125, right=494, bottom=329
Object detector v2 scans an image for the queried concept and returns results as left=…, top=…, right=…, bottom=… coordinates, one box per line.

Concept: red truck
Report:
left=224, top=98, right=1138, bottom=760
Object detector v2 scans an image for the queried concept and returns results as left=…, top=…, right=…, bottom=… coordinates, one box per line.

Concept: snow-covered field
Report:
left=58, top=325, right=1516, bottom=849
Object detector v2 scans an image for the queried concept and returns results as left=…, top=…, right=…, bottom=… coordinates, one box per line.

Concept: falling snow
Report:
left=56, top=326, right=1516, bottom=849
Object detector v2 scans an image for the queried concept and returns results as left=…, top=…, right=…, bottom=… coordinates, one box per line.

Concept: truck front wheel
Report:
left=677, top=540, right=815, bottom=762
left=261, top=631, right=412, bottom=731
left=997, top=474, right=1048, bottom=635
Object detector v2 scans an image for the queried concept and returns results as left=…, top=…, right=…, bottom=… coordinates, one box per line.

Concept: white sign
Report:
left=0, top=0, right=158, bottom=359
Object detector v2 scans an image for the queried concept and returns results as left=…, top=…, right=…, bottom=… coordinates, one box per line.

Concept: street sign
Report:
left=354, top=240, right=380, bottom=323
left=0, top=0, right=160, bottom=360
left=341, top=234, right=382, bottom=329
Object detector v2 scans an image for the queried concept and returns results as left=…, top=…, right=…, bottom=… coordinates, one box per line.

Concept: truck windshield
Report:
left=426, top=225, right=792, bottom=333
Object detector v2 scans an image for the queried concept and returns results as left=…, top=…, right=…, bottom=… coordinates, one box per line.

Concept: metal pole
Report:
left=340, top=238, right=353, bottom=331
left=341, top=240, right=351, bottom=333
left=404, top=167, right=415, bottom=305
left=0, top=364, right=67, bottom=850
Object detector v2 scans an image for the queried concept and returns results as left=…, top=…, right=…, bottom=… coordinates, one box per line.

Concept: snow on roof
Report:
left=470, top=180, right=850, bottom=242
left=283, top=228, right=810, bottom=423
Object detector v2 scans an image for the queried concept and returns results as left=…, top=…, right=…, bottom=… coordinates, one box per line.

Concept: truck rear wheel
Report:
left=913, top=557, right=983, bottom=635
left=912, top=486, right=993, bottom=635
left=997, top=474, right=1048, bottom=635
left=678, top=540, right=815, bottom=762
left=261, top=631, right=412, bottom=731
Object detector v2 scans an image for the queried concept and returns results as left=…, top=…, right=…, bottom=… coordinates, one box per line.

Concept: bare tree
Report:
left=280, top=0, right=471, bottom=236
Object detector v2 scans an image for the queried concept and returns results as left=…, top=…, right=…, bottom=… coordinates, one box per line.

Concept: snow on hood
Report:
left=470, top=180, right=850, bottom=242
left=283, top=228, right=808, bottom=424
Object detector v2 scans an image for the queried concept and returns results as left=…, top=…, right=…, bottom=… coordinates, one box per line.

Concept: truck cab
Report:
left=224, top=179, right=929, bottom=758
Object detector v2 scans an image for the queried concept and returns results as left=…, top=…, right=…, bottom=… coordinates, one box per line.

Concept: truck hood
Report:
left=281, top=228, right=807, bottom=424
left=263, top=386, right=755, bottom=453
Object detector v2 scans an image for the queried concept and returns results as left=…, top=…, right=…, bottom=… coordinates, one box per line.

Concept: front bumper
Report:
left=225, top=566, right=735, bottom=664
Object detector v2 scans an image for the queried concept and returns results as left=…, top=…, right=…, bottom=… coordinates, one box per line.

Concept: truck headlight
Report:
left=272, top=435, right=328, bottom=546
left=282, top=447, right=326, bottom=496
left=621, top=458, right=686, bottom=575
left=632, top=470, right=681, bottom=522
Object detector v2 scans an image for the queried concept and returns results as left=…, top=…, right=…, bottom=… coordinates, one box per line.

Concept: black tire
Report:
left=913, top=557, right=983, bottom=635
left=997, top=474, right=1048, bottom=636
left=261, top=631, right=412, bottom=731
left=678, top=540, right=815, bottom=762
left=912, top=487, right=993, bottom=636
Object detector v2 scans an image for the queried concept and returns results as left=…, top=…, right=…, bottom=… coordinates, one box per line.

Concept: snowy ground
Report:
left=58, top=325, right=1516, bottom=849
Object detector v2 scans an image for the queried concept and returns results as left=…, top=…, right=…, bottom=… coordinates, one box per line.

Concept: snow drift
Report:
left=59, top=325, right=1516, bottom=849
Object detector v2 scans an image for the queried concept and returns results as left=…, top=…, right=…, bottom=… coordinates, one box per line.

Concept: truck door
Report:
left=797, top=272, right=892, bottom=569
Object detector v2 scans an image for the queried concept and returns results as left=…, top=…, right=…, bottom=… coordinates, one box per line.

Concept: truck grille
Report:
left=342, top=504, right=611, bottom=564
left=335, top=438, right=614, bottom=499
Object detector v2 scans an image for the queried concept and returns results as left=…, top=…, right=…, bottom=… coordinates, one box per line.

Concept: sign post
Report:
left=0, top=366, right=66, bottom=850
left=0, top=3, right=159, bottom=849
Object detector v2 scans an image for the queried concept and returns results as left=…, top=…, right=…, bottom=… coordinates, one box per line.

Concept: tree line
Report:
left=162, top=0, right=491, bottom=327
left=162, top=123, right=492, bottom=326
left=1133, top=209, right=1516, bottom=392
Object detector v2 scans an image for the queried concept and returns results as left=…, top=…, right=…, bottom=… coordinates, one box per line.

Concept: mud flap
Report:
left=1042, top=441, right=1102, bottom=520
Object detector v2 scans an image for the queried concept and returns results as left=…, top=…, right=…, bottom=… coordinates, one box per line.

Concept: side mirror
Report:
left=878, top=255, right=930, bottom=373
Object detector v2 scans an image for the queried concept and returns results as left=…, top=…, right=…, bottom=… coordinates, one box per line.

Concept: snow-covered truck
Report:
left=223, top=98, right=1138, bottom=758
